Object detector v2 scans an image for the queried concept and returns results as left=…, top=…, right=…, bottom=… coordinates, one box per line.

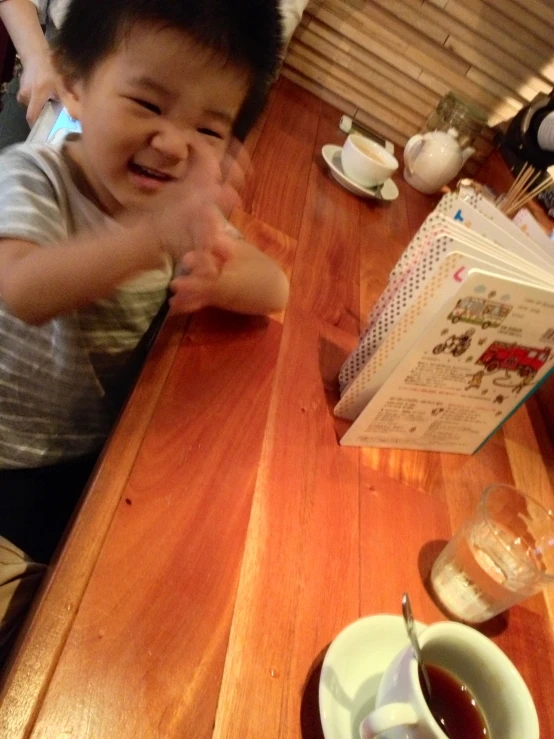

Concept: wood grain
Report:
left=359, top=467, right=450, bottom=623
left=444, top=37, right=549, bottom=102
left=301, top=18, right=439, bottom=107
left=293, top=26, right=434, bottom=119
left=214, top=307, right=360, bottom=739
left=242, top=77, right=321, bottom=239
left=281, top=67, right=358, bottom=120
left=31, top=312, right=283, bottom=739
left=285, top=51, right=422, bottom=141
left=216, top=125, right=365, bottom=739
left=291, top=103, right=362, bottom=334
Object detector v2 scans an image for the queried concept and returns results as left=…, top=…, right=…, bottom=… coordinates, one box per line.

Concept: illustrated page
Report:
left=340, top=272, right=554, bottom=453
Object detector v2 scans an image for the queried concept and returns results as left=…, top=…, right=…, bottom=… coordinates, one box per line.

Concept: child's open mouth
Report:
left=128, top=161, right=174, bottom=185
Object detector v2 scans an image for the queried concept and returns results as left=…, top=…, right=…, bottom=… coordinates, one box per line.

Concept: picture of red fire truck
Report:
left=448, top=296, right=512, bottom=329
left=476, top=341, right=552, bottom=378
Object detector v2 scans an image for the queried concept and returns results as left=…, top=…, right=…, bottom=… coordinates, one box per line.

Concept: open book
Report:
left=335, top=187, right=554, bottom=454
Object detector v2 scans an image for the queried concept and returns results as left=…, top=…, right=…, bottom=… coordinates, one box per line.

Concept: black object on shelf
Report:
left=497, top=92, right=554, bottom=217
left=499, top=93, right=554, bottom=175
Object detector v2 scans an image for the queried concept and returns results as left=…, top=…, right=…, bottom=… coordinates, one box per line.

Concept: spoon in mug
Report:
left=401, top=592, right=432, bottom=701
left=401, top=594, right=454, bottom=739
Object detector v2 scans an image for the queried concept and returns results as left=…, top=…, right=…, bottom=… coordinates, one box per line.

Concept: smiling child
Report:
left=0, top=0, right=288, bottom=571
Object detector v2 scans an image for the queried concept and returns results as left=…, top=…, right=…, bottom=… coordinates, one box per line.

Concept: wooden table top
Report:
left=1, top=78, right=553, bottom=738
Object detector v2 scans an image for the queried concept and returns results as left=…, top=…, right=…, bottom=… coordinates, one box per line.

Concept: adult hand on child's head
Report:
left=18, top=53, right=59, bottom=125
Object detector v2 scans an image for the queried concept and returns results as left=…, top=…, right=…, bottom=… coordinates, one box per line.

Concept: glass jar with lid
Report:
left=424, top=92, right=488, bottom=151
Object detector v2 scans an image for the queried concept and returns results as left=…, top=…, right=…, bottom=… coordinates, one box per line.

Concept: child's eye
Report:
left=197, top=127, right=223, bottom=139
left=132, top=98, right=161, bottom=115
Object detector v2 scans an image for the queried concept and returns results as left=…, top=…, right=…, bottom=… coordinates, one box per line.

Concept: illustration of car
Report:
left=476, top=341, right=552, bottom=378
left=448, top=296, right=512, bottom=329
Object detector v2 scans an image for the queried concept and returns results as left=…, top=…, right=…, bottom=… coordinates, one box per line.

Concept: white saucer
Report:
left=319, top=614, right=427, bottom=739
left=321, top=145, right=399, bottom=201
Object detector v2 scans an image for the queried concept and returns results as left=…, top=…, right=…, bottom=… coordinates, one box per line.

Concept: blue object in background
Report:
left=48, top=108, right=81, bottom=140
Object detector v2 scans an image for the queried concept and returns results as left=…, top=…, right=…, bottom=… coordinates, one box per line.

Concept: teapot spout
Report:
left=461, top=146, right=475, bottom=165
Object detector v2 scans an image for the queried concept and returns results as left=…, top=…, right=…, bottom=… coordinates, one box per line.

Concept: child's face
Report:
left=60, top=23, right=250, bottom=216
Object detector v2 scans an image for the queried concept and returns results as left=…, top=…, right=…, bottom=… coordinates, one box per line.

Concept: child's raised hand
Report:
left=168, top=233, right=233, bottom=314
left=148, top=135, right=250, bottom=264
left=218, top=139, right=250, bottom=218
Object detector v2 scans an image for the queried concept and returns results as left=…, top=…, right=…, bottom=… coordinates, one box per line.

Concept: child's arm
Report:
left=0, top=221, right=289, bottom=324
left=169, top=234, right=289, bottom=316
left=0, top=139, right=246, bottom=324
left=214, top=237, right=289, bottom=315
left=0, top=0, right=58, bottom=123
left=0, top=222, right=168, bottom=324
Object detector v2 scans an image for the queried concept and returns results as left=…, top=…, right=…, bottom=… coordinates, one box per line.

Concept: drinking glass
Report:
left=431, top=484, right=554, bottom=623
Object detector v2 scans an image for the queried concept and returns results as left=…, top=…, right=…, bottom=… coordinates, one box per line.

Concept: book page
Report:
left=336, top=228, right=550, bottom=416
left=340, top=272, right=554, bottom=453
left=513, top=208, right=554, bottom=252
left=443, top=199, right=554, bottom=271
left=339, top=192, right=554, bottom=395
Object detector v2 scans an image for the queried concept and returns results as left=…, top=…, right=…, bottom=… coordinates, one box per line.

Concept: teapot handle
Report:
left=404, top=134, right=426, bottom=176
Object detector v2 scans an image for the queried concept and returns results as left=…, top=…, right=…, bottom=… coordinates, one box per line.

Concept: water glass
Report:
left=431, top=484, right=554, bottom=623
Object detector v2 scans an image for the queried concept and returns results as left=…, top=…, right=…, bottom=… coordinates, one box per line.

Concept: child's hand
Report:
left=218, top=139, right=250, bottom=218
left=168, top=235, right=233, bottom=314
left=147, top=137, right=249, bottom=264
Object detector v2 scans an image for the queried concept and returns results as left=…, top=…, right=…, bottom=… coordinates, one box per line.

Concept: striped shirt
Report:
left=0, top=140, right=172, bottom=468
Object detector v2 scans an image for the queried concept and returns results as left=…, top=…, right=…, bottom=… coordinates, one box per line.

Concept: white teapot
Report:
left=403, top=128, right=475, bottom=194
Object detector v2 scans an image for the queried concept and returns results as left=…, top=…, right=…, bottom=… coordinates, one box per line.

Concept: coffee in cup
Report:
left=341, top=133, right=398, bottom=188
left=419, top=663, right=488, bottom=738
left=359, top=621, right=538, bottom=739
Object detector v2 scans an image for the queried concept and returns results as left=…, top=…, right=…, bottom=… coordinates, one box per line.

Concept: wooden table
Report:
left=1, top=78, right=554, bottom=738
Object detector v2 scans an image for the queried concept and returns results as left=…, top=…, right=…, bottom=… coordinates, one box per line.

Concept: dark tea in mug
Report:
left=419, top=663, right=489, bottom=738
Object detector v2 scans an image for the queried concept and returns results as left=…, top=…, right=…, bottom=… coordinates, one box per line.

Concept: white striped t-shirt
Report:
left=0, top=140, right=172, bottom=468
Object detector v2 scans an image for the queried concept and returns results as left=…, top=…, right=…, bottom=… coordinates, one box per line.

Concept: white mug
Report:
left=341, top=134, right=398, bottom=188
left=360, top=621, right=538, bottom=739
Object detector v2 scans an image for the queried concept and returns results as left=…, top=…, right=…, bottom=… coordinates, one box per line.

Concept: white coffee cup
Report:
left=341, top=134, right=398, bottom=188
left=359, top=621, right=538, bottom=739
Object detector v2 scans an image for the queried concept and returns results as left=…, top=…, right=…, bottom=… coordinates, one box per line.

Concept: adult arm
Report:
left=0, top=0, right=57, bottom=123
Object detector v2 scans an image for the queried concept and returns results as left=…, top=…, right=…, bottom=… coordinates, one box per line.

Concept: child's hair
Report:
left=54, top=0, right=283, bottom=137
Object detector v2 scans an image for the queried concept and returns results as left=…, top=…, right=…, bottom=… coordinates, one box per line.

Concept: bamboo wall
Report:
left=281, top=0, right=554, bottom=165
